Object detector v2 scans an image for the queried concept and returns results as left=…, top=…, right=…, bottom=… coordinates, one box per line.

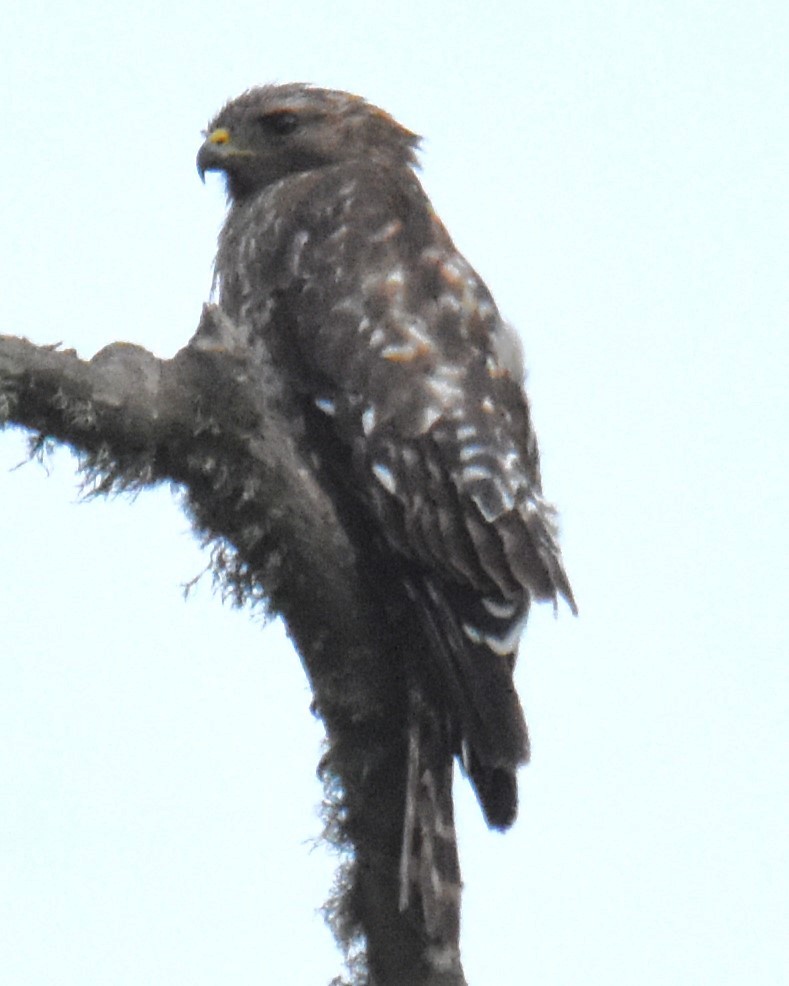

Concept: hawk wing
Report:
left=261, top=162, right=575, bottom=825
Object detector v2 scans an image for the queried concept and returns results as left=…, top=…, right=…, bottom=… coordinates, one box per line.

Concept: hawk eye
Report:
left=257, top=111, right=300, bottom=136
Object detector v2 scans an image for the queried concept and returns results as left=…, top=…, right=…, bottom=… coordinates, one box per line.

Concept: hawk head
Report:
left=197, top=84, right=420, bottom=200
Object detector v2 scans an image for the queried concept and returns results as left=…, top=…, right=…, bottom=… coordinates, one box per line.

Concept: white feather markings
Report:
left=372, top=461, right=397, bottom=494
left=481, top=595, right=521, bottom=620
left=417, top=404, right=443, bottom=434
left=461, top=463, right=494, bottom=483
left=361, top=406, right=377, bottom=435
left=458, top=442, right=487, bottom=463
left=314, top=396, right=336, bottom=416
left=287, top=229, right=310, bottom=275
left=461, top=614, right=526, bottom=656
left=455, top=423, right=477, bottom=441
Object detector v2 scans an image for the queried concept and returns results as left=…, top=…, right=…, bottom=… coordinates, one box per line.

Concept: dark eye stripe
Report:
left=257, top=111, right=299, bottom=135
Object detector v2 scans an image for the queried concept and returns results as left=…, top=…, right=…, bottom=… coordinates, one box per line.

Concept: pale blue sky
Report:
left=1, top=2, right=787, bottom=983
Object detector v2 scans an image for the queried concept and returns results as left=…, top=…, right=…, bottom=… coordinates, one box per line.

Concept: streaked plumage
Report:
left=197, top=84, right=575, bottom=836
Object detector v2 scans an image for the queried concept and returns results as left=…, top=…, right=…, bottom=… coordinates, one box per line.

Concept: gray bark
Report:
left=0, top=307, right=467, bottom=986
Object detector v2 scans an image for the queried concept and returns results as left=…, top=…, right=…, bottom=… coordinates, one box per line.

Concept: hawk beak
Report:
left=196, top=128, right=232, bottom=182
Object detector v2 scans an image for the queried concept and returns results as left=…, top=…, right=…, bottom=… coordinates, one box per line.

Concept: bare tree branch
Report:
left=0, top=306, right=467, bottom=986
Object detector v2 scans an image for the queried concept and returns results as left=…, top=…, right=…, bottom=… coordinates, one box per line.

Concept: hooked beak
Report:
left=196, top=127, right=232, bottom=182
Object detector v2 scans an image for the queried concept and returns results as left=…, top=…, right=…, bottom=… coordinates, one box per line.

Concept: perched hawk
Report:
left=197, top=84, right=575, bottom=832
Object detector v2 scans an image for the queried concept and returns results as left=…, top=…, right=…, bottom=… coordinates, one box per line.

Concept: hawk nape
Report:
left=197, top=83, right=575, bottom=832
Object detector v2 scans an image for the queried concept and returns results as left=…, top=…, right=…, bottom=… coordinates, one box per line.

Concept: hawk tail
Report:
left=399, top=687, right=461, bottom=945
left=405, top=575, right=530, bottom=829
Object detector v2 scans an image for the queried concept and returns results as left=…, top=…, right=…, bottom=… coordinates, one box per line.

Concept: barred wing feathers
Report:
left=269, top=165, right=576, bottom=825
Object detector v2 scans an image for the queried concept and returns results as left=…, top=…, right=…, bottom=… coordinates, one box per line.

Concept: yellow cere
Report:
left=208, top=128, right=231, bottom=145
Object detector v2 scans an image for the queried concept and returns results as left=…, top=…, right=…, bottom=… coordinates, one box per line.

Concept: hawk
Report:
left=196, top=84, right=575, bottom=833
